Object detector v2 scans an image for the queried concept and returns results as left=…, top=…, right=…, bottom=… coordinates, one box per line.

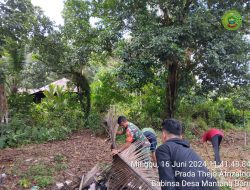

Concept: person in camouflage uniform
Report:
left=111, top=116, right=149, bottom=156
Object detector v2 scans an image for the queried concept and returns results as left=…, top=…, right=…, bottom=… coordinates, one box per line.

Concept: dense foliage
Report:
left=90, top=0, right=250, bottom=118
left=0, top=85, right=84, bottom=148
left=0, top=0, right=249, bottom=148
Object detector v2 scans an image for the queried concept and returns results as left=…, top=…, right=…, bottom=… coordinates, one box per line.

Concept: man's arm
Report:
left=151, top=152, right=157, bottom=164
left=112, top=128, right=132, bottom=155
left=111, top=142, right=131, bottom=155
left=150, top=136, right=157, bottom=163
left=116, top=128, right=125, bottom=135
left=156, top=146, right=177, bottom=190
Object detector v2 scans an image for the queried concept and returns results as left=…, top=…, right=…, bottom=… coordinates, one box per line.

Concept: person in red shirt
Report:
left=202, top=128, right=224, bottom=165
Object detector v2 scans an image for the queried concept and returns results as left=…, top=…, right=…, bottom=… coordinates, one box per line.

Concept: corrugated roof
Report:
left=18, top=78, right=78, bottom=94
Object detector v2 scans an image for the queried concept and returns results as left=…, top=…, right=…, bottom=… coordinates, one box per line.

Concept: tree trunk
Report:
left=165, top=60, right=178, bottom=118
left=73, top=73, right=91, bottom=123
left=243, top=110, right=247, bottom=146
left=0, top=83, right=8, bottom=124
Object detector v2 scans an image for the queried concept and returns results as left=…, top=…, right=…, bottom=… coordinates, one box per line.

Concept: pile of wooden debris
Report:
left=79, top=163, right=111, bottom=190
left=56, top=106, right=160, bottom=190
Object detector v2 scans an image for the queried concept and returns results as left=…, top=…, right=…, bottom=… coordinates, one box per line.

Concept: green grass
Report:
left=17, top=154, right=69, bottom=188
left=220, top=186, right=232, bottom=190
left=18, top=154, right=68, bottom=188
left=19, top=178, right=31, bottom=188
left=53, top=153, right=68, bottom=171
left=33, top=176, right=54, bottom=188
left=55, top=162, right=68, bottom=171
left=19, top=163, right=54, bottom=188
left=54, top=154, right=65, bottom=163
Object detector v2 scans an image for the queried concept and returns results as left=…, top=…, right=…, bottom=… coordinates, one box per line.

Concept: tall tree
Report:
left=0, top=68, right=8, bottom=123
left=0, top=0, right=54, bottom=93
left=0, top=0, right=54, bottom=124
left=32, top=0, right=110, bottom=120
left=95, top=0, right=249, bottom=118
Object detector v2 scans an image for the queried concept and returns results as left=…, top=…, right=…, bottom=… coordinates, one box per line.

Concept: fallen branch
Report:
left=78, top=175, right=84, bottom=190
left=81, top=164, right=100, bottom=189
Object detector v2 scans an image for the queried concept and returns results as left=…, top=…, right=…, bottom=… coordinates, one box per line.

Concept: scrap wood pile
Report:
left=66, top=106, right=160, bottom=190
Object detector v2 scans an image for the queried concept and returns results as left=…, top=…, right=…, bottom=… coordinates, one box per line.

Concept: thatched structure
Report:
left=77, top=107, right=160, bottom=190
left=18, top=78, right=78, bottom=103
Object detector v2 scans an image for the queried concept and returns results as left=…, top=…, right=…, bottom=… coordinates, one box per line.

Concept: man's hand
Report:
left=111, top=142, right=131, bottom=156
left=111, top=149, right=119, bottom=156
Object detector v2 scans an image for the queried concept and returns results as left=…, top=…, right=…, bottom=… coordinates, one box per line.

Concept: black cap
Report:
left=162, top=119, right=182, bottom=136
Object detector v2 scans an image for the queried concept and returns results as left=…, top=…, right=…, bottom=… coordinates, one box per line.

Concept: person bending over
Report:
left=202, top=128, right=224, bottom=165
left=142, top=127, right=157, bottom=163
left=111, top=116, right=148, bottom=155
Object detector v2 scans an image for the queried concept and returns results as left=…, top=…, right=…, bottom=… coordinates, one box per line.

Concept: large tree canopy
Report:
left=94, top=0, right=250, bottom=118
left=0, top=0, right=53, bottom=93
left=31, top=0, right=113, bottom=120
left=1, top=0, right=249, bottom=121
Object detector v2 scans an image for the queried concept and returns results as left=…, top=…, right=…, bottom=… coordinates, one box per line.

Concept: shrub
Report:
left=91, top=70, right=130, bottom=113
left=8, top=93, right=33, bottom=116
left=176, top=97, right=245, bottom=130
left=196, top=117, right=208, bottom=130
left=121, top=83, right=165, bottom=130
left=86, top=110, right=105, bottom=135
left=222, top=121, right=235, bottom=130
left=0, top=116, right=32, bottom=148
left=30, top=85, right=85, bottom=139
left=91, top=70, right=164, bottom=129
left=0, top=85, right=85, bottom=148
left=19, top=163, right=54, bottom=188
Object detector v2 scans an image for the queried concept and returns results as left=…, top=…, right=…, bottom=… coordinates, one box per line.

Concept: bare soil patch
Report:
left=0, top=129, right=112, bottom=190
left=0, top=129, right=249, bottom=190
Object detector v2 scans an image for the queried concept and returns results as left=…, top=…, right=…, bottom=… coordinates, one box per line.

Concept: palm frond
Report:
left=105, top=106, right=160, bottom=190
left=108, top=141, right=160, bottom=190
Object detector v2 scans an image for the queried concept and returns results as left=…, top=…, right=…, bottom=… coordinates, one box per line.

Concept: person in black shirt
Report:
left=156, top=119, right=219, bottom=190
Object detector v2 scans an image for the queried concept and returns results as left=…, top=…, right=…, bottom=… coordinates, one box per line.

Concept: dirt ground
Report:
left=0, top=129, right=249, bottom=190
left=191, top=130, right=250, bottom=190
left=0, top=129, right=112, bottom=190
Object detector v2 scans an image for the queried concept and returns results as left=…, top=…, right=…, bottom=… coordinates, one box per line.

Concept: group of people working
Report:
left=111, top=116, right=224, bottom=190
